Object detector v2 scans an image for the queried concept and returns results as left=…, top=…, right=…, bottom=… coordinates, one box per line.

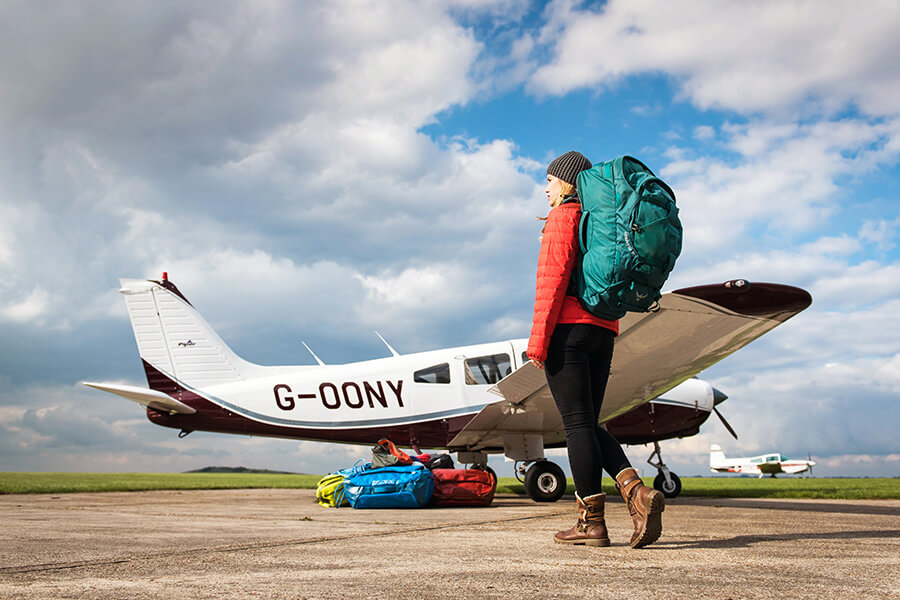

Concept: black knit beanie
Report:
left=546, top=151, right=592, bottom=186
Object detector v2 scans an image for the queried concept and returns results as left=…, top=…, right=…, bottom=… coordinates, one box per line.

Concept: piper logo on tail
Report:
left=274, top=380, right=404, bottom=411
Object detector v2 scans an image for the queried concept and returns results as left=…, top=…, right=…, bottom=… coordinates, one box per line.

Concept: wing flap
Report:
left=451, top=362, right=563, bottom=451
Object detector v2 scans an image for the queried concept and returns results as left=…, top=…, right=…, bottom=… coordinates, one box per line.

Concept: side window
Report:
left=522, top=351, right=529, bottom=364
left=414, top=363, right=450, bottom=384
left=464, top=354, right=511, bottom=385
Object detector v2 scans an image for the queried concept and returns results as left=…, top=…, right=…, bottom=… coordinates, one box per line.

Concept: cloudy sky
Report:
left=1, top=0, right=898, bottom=478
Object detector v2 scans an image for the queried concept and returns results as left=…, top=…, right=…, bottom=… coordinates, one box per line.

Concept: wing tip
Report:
left=672, top=281, right=812, bottom=320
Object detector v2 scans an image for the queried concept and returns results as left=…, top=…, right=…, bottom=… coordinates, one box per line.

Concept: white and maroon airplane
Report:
left=85, top=274, right=811, bottom=501
left=710, top=444, right=816, bottom=477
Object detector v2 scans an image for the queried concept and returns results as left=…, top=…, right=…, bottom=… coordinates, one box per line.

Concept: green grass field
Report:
left=0, top=472, right=323, bottom=495
left=495, top=478, right=900, bottom=500
left=1, top=472, right=897, bottom=499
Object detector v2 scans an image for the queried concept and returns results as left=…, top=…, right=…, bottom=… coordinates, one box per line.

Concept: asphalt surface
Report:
left=1, top=489, right=898, bottom=599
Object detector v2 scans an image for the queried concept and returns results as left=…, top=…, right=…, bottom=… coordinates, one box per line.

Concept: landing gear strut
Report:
left=516, top=460, right=567, bottom=502
left=648, top=441, right=682, bottom=498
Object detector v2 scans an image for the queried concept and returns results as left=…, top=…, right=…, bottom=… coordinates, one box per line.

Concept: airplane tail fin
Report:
left=709, top=444, right=726, bottom=468
left=119, top=276, right=261, bottom=391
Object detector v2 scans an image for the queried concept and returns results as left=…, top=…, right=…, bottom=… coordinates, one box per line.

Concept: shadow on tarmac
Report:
left=681, top=497, right=900, bottom=516
left=654, top=528, right=900, bottom=550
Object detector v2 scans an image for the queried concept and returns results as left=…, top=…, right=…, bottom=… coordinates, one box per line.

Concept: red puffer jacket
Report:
left=526, top=203, right=618, bottom=363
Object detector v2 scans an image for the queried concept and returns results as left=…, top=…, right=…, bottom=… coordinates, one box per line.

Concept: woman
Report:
left=526, top=151, right=664, bottom=548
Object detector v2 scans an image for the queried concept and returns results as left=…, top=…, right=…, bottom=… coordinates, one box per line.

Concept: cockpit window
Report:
left=464, top=353, right=511, bottom=385
left=414, top=363, right=450, bottom=384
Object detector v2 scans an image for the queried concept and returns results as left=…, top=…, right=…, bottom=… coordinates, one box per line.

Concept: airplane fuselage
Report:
left=144, top=341, right=719, bottom=452
left=143, top=338, right=531, bottom=450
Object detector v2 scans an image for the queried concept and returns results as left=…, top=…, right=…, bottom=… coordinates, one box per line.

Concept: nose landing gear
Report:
left=648, top=441, right=682, bottom=498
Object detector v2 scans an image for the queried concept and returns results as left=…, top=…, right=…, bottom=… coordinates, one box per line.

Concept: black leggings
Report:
left=545, top=323, right=631, bottom=498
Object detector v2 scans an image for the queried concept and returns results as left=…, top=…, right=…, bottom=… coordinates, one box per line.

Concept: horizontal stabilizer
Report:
left=83, top=381, right=197, bottom=415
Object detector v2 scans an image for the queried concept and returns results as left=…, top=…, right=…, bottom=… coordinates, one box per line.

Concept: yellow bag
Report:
left=315, top=473, right=348, bottom=507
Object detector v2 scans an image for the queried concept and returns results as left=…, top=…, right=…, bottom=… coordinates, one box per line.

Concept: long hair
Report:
left=538, top=180, right=577, bottom=232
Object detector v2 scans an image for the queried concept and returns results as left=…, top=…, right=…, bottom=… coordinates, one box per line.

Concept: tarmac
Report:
left=0, top=489, right=898, bottom=599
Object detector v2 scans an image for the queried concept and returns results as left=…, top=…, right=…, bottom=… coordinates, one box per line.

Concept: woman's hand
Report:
left=531, top=359, right=544, bottom=370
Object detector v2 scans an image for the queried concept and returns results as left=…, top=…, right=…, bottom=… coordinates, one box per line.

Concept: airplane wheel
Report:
left=524, top=461, right=566, bottom=502
left=653, top=472, right=682, bottom=498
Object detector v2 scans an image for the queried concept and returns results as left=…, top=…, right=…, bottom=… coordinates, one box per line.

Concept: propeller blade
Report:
left=712, top=387, right=729, bottom=406
left=713, top=406, right=738, bottom=440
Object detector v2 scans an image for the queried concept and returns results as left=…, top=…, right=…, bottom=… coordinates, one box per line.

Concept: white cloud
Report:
left=357, top=264, right=491, bottom=313
left=0, top=288, right=50, bottom=323
left=859, top=217, right=900, bottom=251
left=800, top=235, right=861, bottom=257
left=0, top=200, right=18, bottom=267
left=0, top=1, right=544, bottom=340
left=661, top=117, right=900, bottom=255
left=484, top=314, right=531, bottom=340
left=528, top=0, right=900, bottom=117
left=671, top=244, right=900, bottom=311
left=693, top=125, right=715, bottom=140
left=819, top=453, right=900, bottom=468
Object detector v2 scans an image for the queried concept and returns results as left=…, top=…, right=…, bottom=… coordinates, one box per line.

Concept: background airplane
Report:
left=85, top=274, right=811, bottom=502
left=709, top=444, right=816, bottom=477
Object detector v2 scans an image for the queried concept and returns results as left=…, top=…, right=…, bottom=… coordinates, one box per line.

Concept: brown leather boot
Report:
left=554, top=493, right=610, bottom=547
left=615, top=468, right=664, bottom=548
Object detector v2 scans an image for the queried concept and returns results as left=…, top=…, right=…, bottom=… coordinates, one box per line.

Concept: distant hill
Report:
left=186, top=466, right=301, bottom=474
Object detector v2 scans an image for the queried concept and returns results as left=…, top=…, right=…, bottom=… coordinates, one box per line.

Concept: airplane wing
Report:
left=447, top=281, right=811, bottom=452
left=756, top=463, right=784, bottom=475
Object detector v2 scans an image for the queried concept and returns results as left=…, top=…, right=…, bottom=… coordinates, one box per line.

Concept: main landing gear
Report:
left=516, top=460, right=567, bottom=502
left=647, top=441, right=682, bottom=498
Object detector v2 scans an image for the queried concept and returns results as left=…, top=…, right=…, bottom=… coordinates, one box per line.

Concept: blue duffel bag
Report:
left=343, top=463, right=434, bottom=509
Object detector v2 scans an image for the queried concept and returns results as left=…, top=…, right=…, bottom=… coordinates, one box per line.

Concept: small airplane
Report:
left=85, top=274, right=811, bottom=502
left=709, top=444, right=816, bottom=477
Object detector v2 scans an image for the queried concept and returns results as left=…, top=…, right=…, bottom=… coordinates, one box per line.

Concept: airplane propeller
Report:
left=712, top=406, right=738, bottom=439
left=712, top=387, right=728, bottom=405
left=710, top=387, right=738, bottom=439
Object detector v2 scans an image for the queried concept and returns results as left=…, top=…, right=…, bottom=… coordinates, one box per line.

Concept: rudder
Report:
left=119, top=276, right=260, bottom=390
left=709, top=444, right=726, bottom=468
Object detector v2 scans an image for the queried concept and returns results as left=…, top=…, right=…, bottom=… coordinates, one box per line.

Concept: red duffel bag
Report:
left=431, top=468, right=497, bottom=507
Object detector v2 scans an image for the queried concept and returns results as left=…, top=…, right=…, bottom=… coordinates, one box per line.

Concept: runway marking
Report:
left=1, top=509, right=569, bottom=575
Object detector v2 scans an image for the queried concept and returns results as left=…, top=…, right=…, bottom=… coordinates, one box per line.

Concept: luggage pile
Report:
left=315, top=438, right=496, bottom=509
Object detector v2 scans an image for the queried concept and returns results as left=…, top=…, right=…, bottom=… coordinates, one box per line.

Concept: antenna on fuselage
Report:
left=374, top=331, right=400, bottom=357
left=301, top=341, right=326, bottom=365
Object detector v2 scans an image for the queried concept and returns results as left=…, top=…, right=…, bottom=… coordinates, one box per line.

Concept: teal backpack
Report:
left=570, top=156, right=682, bottom=320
